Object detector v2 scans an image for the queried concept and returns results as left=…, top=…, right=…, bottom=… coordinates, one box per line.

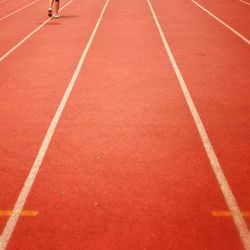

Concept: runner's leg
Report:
left=48, top=0, right=54, bottom=16
left=54, top=0, right=59, bottom=14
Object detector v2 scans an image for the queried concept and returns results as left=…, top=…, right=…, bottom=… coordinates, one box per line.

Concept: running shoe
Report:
left=48, top=8, right=52, bottom=17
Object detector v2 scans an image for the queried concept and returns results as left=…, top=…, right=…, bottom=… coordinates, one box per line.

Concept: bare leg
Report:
left=48, top=0, right=54, bottom=9
left=48, top=0, right=54, bottom=16
left=54, top=0, right=59, bottom=14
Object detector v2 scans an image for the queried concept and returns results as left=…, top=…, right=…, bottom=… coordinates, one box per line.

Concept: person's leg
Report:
left=54, top=0, right=59, bottom=15
left=48, top=0, right=54, bottom=8
left=48, top=0, right=54, bottom=17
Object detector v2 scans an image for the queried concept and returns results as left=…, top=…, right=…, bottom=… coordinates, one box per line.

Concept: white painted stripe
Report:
left=146, top=0, right=250, bottom=249
left=0, top=0, right=39, bottom=22
left=0, top=0, right=74, bottom=63
left=239, top=0, right=250, bottom=5
left=192, top=0, right=250, bottom=45
left=0, top=0, right=109, bottom=249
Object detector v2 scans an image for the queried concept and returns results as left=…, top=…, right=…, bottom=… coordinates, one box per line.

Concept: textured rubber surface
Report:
left=0, top=0, right=249, bottom=249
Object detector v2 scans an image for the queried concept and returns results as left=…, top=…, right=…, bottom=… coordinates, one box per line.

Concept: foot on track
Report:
left=53, top=13, right=60, bottom=18
left=48, top=8, right=52, bottom=17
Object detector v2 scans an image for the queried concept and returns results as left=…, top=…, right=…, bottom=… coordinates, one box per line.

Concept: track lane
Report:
left=239, top=0, right=250, bottom=6
left=0, top=0, right=107, bottom=243
left=5, top=0, right=245, bottom=249
left=150, top=0, right=250, bottom=242
left=192, top=0, right=250, bottom=38
left=0, top=0, right=74, bottom=59
left=0, top=0, right=37, bottom=17
left=192, top=0, right=249, bottom=45
left=147, top=0, right=250, bottom=248
left=0, top=0, right=39, bottom=22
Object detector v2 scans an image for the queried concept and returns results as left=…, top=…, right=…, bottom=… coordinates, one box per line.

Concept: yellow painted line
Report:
left=0, top=210, right=38, bottom=216
left=212, top=211, right=250, bottom=217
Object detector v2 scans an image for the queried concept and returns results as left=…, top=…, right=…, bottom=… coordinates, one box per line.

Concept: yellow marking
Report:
left=0, top=210, right=38, bottom=216
left=212, top=210, right=250, bottom=217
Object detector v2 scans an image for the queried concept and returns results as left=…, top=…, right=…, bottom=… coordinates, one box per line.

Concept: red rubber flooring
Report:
left=0, top=0, right=250, bottom=249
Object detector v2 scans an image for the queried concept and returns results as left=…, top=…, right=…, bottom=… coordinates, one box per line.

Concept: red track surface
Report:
left=0, top=0, right=36, bottom=17
left=0, top=0, right=249, bottom=249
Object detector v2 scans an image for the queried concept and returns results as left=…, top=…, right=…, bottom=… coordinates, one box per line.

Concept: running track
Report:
left=0, top=0, right=250, bottom=249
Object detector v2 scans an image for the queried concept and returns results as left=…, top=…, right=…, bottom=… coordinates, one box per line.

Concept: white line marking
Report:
left=0, top=0, right=73, bottom=62
left=0, top=0, right=109, bottom=249
left=192, top=0, right=250, bottom=45
left=146, top=0, right=250, bottom=249
left=239, top=0, right=250, bottom=5
left=0, top=0, right=39, bottom=22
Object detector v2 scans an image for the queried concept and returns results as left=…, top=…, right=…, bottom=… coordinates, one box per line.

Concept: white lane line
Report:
left=239, top=0, right=250, bottom=5
left=146, top=0, right=250, bottom=250
left=192, top=0, right=250, bottom=45
left=0, top=0, right=39, bottom=22
left=0, top=0, right=73, bottom=62
left=0, top=0, right=110, bottom=249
